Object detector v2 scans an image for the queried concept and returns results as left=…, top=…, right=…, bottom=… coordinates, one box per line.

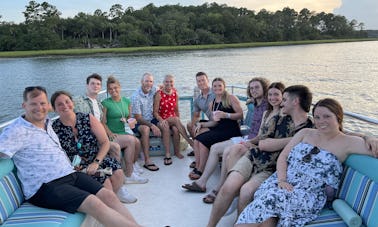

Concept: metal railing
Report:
left=1, top=86, right=377, bottom=132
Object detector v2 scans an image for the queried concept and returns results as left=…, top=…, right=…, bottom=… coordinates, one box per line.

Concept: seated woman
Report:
left=235, top=98, right=377, bottom=227
left=153, top=74, right=194, bottom=165
left=50, top=90, right=137, bottom=204
left=190, top=77, right=243, bottom=180
left=101, top=76, right=148, bottom=184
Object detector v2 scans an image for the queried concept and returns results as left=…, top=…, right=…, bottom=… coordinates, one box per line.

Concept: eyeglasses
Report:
left=302, top=146, right=320, bottom=163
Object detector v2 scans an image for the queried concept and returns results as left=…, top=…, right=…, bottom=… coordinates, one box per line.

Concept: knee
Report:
left=139, top=125, right=150, bottom=136
left=96, top=187, right=119, bottom=204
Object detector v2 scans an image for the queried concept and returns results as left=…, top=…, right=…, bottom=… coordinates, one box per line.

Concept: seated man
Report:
left=0, top=86, right=141, bottom=227
left=130, top=72, right=162, bottom=171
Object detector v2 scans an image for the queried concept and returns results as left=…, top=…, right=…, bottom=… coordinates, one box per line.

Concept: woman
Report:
left=190, top=77, right=243, bottom=180
left=244, top=82, right=285, bottom=146
left=50, top=90, right=137, bottom=204
left=101, top=76, right=148, bottom=184
left=235, top=98, right=376, bottom=227
left=153, top=74, right=194, bottom=165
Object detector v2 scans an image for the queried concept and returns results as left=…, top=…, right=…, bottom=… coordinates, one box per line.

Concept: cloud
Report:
left=335, top=0, right=378, bottom=29
left=213, top=0, right=342, bottom=13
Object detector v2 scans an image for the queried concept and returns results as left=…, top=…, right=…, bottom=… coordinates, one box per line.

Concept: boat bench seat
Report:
left=0, top=159, right=85, bottom=227
left=305, top=154, right=378, bottom=227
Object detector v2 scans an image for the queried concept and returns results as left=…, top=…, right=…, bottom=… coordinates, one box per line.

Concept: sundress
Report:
left=195, top=100, right=241, bottom=149
left=52, top=112, right=122, bottom=184
left=237, top=142, right=343, bottom=226
left=158, top=89, right=177, bottom=119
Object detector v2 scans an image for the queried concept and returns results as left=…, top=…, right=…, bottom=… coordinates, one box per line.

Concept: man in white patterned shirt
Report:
left=130, top=72, right=164, bottom=171
left=0, top=86, right=140, bottom=227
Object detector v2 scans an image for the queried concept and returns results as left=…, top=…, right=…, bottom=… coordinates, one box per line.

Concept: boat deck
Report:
left=82, top=147, right=237, bottom=227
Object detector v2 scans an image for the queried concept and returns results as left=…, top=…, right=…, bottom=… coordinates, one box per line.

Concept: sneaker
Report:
left=133, top=162, right=144, bottom=175
left=125, top=172, right=148, bottom=184
left=224, top=197, right=238, bottom=216
left=117, top=186, right=137, bottom=204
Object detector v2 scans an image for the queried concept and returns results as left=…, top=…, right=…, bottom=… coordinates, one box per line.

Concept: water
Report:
left=0, top=41, right=377, bottom=134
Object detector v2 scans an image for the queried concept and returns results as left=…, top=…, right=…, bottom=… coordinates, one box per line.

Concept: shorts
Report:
left=132, top=118, right=159, bottom=134
left=229, top=156, right=272, bottom=183
left=28, top=172, right=103, bottom=213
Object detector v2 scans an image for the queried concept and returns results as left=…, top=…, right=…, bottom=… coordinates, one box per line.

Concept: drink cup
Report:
left=213, top=111, right=220, bottom=121
left=127, top=118, right=137, bottom=129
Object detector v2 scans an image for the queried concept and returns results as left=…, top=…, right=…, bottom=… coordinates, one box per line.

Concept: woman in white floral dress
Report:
left=235, top=98, right=377, bottom=227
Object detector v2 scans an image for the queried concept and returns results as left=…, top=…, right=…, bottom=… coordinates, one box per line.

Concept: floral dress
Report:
left=52, top=112, right=122, bottom=184
left=237, top=142, right=343, bottom=226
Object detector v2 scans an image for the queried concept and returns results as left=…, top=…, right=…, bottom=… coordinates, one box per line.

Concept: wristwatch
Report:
left=94, top=158, right=101, bottom=164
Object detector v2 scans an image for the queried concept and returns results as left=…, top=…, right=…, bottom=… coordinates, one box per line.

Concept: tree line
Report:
left=0, top=1, right=367, bottom=51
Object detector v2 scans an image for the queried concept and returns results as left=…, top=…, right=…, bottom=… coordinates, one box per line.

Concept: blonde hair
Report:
left=212, top=77, right=231, bottom=108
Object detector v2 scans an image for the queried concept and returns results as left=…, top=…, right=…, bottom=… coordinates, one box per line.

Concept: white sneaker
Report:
left=224, top=197, right=238, bottom=216
left=125, top=172, right=148, bottom=184
left=133, top=162, right=144, bottom=174
left=117, top=186, right=137, bottom=204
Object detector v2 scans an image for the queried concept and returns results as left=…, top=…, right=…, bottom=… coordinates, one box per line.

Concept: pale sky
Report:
left=1, top=0, right=377, bottom=29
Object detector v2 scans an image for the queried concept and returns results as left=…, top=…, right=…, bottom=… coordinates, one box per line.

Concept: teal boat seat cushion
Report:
left=0, top=172, right=24, bottom=224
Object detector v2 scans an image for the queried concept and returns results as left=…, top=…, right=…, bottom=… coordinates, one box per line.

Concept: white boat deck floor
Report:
left=82, top=147, right=237, bottom=227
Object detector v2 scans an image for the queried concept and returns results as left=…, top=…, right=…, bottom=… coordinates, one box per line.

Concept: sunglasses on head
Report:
left=302, top=146, right=320, bottom=163
left=24, top=86, right=47, bottom=93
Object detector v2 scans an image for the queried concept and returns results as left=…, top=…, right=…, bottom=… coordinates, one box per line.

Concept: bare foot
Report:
left=175, top=152, right=184, bottom=159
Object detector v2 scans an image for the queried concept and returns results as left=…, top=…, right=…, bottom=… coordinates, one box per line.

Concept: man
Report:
left=187, top=72, right=215, bottom=138
left=130, top=72, right=162, bottom=171
left=207, top=85, right=314, bottom=227
left=182, top=77, right=269, bottom=194
left=0, top=86, right=141, bottom=227
left=185, top=72, right=215, bottom=157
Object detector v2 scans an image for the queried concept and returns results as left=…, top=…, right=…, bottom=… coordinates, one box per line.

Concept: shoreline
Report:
left=1, top=38, right=377, bottom=58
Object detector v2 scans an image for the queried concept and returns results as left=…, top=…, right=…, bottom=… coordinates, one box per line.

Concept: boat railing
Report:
left=0, top=86, right=377, bottom=134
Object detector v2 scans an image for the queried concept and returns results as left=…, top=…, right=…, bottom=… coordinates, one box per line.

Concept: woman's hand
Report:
left=160, top=119, right=168, bottom=128
left=86, top=162, right=99, bottom=175
left=278, top=180, right=294, bottom=191
left=108, top=131, right=117, bottom=141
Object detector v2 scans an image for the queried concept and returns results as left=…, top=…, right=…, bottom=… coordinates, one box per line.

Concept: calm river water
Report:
left=1, top=41, right=377, bottom=134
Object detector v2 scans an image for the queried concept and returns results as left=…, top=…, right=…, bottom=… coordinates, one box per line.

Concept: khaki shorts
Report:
left=229, top=155, right=272, bottom=183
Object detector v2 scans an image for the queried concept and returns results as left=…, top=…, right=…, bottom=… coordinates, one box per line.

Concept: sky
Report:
left=0, top=0, right=377, bottom=29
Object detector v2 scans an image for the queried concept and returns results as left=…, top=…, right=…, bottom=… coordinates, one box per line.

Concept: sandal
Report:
left=203, top=190, right=218, bottom=204
left=143, top=163, right=159, bottom=171
left=189, top=161, right=196, bottom=168
left=181, top=181, right=206, bottom=192
left=189, top=168, right=202, bottom=180
left=164, top=157, right=172, bottom=165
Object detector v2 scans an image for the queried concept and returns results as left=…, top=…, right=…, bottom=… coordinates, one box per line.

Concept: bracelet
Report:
left=94, top=158, right=101, bottom=164
left=227, top=113, right=231, bottom=119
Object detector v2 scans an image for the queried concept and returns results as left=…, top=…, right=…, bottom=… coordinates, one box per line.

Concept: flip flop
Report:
left=182, top=181, right=206, bottom=192
left=143, top=163, right=159, bottom=171
left=189, top=161, right=196, bottom=168
left=203, top=190, right=218, bottom=204
left=164, top=157, right=172, bottom=165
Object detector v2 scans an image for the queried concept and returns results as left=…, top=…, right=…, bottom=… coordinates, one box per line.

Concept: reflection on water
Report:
left=0, top=41, right=377, bottom=134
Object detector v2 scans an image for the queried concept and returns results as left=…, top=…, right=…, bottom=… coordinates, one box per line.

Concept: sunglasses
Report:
left=24, top=86, right=47, bottom=93
left=302, top=146, right=320, bottom=163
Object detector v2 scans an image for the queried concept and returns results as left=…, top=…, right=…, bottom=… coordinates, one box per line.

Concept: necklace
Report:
left=112, top=98, right=126, bottom=122
left=213, top=100, right=221, bottom=112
